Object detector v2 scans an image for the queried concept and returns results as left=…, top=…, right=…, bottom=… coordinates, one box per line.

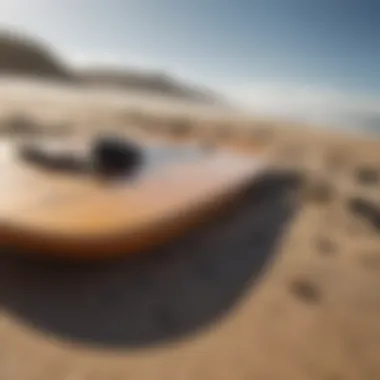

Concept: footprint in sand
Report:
left=289, top=278, right=322, bottom=304
left=315, top=236, right=337, bottom=257
left=358, top=251, right=380, bottom=271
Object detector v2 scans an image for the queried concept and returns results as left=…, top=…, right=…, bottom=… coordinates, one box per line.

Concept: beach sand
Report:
left=0, top=83, right=379, bottom=379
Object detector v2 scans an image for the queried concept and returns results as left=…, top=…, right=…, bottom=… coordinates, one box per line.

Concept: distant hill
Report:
left=0, top=31, right=225, bottom=105
left=0, top=32, right=72, bottom=80
left=77, top=67, right=225, bottom=105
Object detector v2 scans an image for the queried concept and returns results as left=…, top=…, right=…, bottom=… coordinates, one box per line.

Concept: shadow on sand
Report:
left=0, top=172, right=300, bottom=350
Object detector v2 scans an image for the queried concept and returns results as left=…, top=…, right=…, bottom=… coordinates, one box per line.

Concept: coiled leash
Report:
left=18, top=136, right=143, bottom=179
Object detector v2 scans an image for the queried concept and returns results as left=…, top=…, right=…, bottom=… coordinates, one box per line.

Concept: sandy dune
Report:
left=0, top=82, right=379, bottom=380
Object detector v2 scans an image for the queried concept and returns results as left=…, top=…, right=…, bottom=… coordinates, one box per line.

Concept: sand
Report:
left=0, top=82, right=379, bottom=380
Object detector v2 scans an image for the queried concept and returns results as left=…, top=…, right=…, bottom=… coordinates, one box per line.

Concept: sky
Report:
left=0, top=0, right=379, bottom=130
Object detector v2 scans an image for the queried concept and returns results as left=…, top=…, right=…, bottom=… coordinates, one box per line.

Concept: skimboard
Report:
left=0, top=137, right=267, bottom=259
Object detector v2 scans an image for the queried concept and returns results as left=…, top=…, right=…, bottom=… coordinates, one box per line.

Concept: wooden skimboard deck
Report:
left=0, top=139, right=267, bottom=259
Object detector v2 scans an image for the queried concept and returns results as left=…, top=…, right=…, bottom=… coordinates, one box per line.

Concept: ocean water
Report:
left=0, top=77, right=238, bottom=121
left=0, top=78, right=378, bottom=135
left=225, top=83, right=380, bottom=135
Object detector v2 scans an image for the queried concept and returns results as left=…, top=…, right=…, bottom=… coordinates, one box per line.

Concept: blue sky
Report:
left=0, top=0, right=379, bottom=129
